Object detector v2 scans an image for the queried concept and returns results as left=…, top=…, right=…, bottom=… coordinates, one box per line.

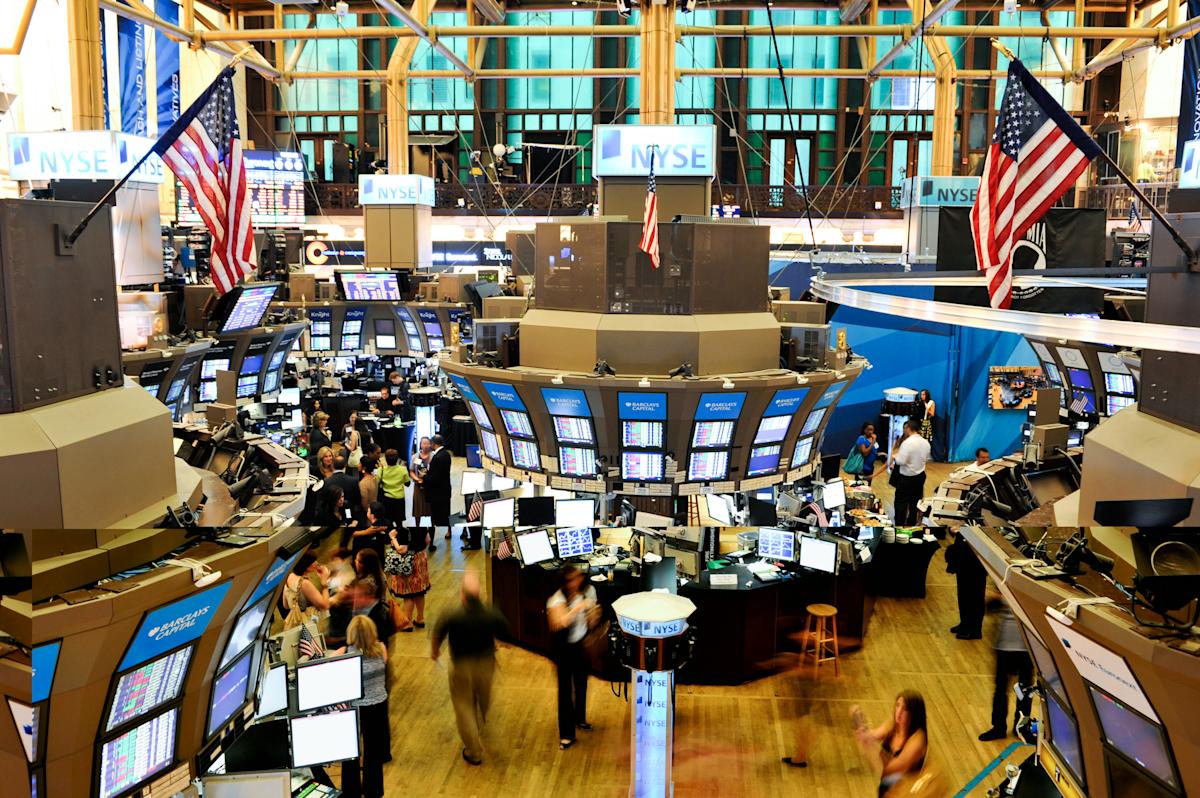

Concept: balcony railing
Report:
left=1082, top=182, right=1176, bottom=221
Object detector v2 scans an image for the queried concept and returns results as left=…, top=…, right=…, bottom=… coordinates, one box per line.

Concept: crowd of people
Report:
left=849, top=407, right=933, bottom=526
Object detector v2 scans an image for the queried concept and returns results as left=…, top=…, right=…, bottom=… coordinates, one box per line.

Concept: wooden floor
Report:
left=351, top=459, right=1014, bottom=796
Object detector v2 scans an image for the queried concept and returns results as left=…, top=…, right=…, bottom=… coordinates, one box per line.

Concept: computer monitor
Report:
left=1044, top=362, right=1062, bottom=384
left=622, top=452, right=664, bottom=481
left=1104, top=372, right=1135, bottom=394
left=203, top=772, right=291, bottom=798
left=501, top=409, right=535, bottom=438
left=555, top=528, right=595, bottom=558
left=277, top=386, right=300, bottom=405
left=98, top=707, right=179, bottom=798
left=469, top=401, right=493, bottom=430
left=747, top=496, right=778, bottom=526
left=1071, top=390, right=1097, bottom=414
left=800, top=407, right=826, bottom=436
left=754, top=415, right=792, bottom=444
left=757, top=528, right=796, bottom=561
left=1044, top=691, right=1086, bottom=789
left=1067, top=367, right=1093, bottom=390
left=622, top=420, right=664, bottom=448
left=559, top=446, right=598, bottom=477
left=207, top=650, right=253, bottom=738
left=480, top=430, right=502, bottom=462
left=296, top=653, right=363, bottom=712
left=553, top=416, right=594, bottom=445
left=792, top=436, right=815, bottom=467
left=239, top=355, right=264, bottom=376
left=510, top=439, right=541, bottom=470
left=691, top=420, right=734, bottom=449
left=1107, top=395, right=1134, bottom=414
left=821, top=478, right=847, bottom=509
left=747, top=444, right=782, bottom=476
left=687, top=450, right=729, bottom=482
left=255, top=662, right=288, bottom=718
left=105, top=645, right=193, bottom=733
left=219, top=284, right=279, bottom=333
left=482, top=497, right=516, bottom=529
left=290, top=710, right=360, bottom=769
left=460, top=470, right=486, bottom=495
left=516, top=529, right=556, bottom=565
left=798, top=537, right=838, bottom=573
left=337, top=270, right=402, bottom=301
left=373, top=318, right=397, bottom=350
left=642, top=557, right=677, bottom=593
left=518, top=496, right=555, bottom=526
left=491, top=476, right=516, bottom=491
left=820, top=454, right=842, bottom=482
left=218, top=594, right=271, bottom=670
left=1088, top=685, right=1179, bottom=791
left=556, top=499, right=595, bottom=529
left=705, top=494, right=733, bottom=525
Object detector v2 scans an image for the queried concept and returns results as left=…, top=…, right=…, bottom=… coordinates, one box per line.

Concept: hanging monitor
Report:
left=373, top=318, right=397, bottom=350
left=479, top=430, right=503, bottom=462
left=1088, top=685, right=1180, bottom=792
left=622, top=420, right=664, bottom=448
left=1104, top=373, right=1135, bottom=395
left=691, top=420, right=734, bottom=449
left=510, top=439, right=541, bottom=470
left=553, top=416, right=595, bottom=445
left=747, top=444, right=782, bottom=476
left=501, top=409, right=535, bottom=439
left=559, top=446, right=598, bottom=477
left=207, top=649, right=253, bottom=738
left=219, top=284, right=279, bottom=334
left=1067, top=367, right=1093, bottom=390
left=687, top=450, right=729, bottom=482
left=337, top=270, right=403, bottom=301
left=754, top=415, right=792, bottom=444
left=800, top=407, right=826, bottom=436
left=792, top=436, right=815, bottom=467
left=105, top=645, right=193, bottom=733
left=469, top=401, right=493, bottom=430
left=622, top=452, right=664, bottom=482
left=98, top=707, right=179, bottom=798
left=1043, top=692, right=1086, bottom=790
left=218, top=593, right=272, bottom=670
left=296, top=653, right=363, bottom=712
left=290, top=710, right=360, bottom=769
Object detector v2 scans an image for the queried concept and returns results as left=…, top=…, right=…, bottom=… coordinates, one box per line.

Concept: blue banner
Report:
left=483, top=381, right=527, bottom=411
left=450, top=375, right=481, bottom=402
left=32, top=642, right=62, bottom=703
left=618, top=392, right=668, bottom=420
left=155, top=0, right=181, bottom=137
left=117, top=14, right=148, bottom=136
left=815, top=381, right=847, bottom=409
left=247, top=550, right=304, bottom=608
left=695, top=392, right=746, bottom=421
left=1179, top=0, right=1200, bottom=166
left=120, top=581, right=233, bottom=670
left=764, top=387, right=809, bottom=416
left=99, top=11, right=110, bottom=129
left=541, top=387, right=592, bottom=418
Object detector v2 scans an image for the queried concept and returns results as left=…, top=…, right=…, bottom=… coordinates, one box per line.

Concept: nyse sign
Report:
left=7, top=131, right=165, bottom=184
left=358, top=173, right=436, bottom=206
left=899, top=176, right=981, bottom=208
left=633, top=669, right=674, bottom=798
left=593, top=125, right=718, bottom=178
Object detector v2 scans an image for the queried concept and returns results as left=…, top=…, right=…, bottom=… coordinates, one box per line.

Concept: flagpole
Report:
left=61, top=49, right=254, bottom=249
left=988, top=38, right=1197, bottom=270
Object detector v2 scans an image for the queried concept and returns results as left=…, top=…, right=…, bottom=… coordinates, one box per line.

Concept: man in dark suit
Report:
left=425, top=434, right=453, bottom=543
left=352, top=577, right=395, bottom=646
left=327, top=455, right=363, bottom=518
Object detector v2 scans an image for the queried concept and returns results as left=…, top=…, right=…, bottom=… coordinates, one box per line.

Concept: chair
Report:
left=802, top=603, right=841, bottom=677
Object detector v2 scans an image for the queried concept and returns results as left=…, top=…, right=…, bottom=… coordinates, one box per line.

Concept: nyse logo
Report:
left=598, top=127, right=712, bottom=173
left=11, top=136, right=29, bottom=166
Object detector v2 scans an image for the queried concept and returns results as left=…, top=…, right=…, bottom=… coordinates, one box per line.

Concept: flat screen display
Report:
left=480, top=430, right=502, bottom=462
left=1068, top=367, right=1093, bottom=390
left=516, top=530, right=556, bottom=565
left=622, top=452, right=664, bottom=481
left=106, top=646, right=193, bottom=732
left=460, top=470, right=486, bottom=495
left=310, top=335, right=332, bottom=352
left=207, top=651, right=252, bottom=737
left=1044, top=362, right=1062, bottom=384
left=201, top=359, right=230, bottom=380
left=800, top=407, right=826, bottom=436
left=256, top=663, right=288, bottom=718
left=518, top=496, right=555, bottom=526
left=1024, top=630, right=1065, bottom=699
left=267, top=351, right=287, bottom=377
left=1105, top=373, right=1135, bottom=394
left=622, top=420, right=664, bottom=448
left=553, top=416, right=594, bottom=445
left=482, top=498, right=515, bottom=529
left=239, top=355, right=264, bottom=376
left=705, top=494, right=732, bottom=525
left=1044, top=691, right=1086, bottom=788
left=687, top=450, right=729, bottom=482
left=754, top=415, right=792, bottom=444
left=798, top=537, right=838, bottom=573
left=747, top=444, right=782, bottom=476
left=373, top=318, right=396, bottom=350
left=340, top=271, right=402, bottom=301
left=290, top=710, right=359, bottom=768
left=469, top=401, right=493, bottom=430
left=1071, top=390, right=1097, bottom=414
left=556, top=499, right=595, bottom=528
left=236, top=375, right=259, bottom=398
left=1107, top=395, right=1134, bottom=414
left=815, top=381, right=846, bottom=408
left=296, top=654, right=363, bottom=712
left=821, top=478, right=846, bottom=509
left=179, top=150, right=304, bottom=224
left=501, top=409, right=535, bottom=438
left=99, top=707, right=178, bottom=798
left=559, top=446, right=597, bottom=477
left=220, top=285, right=278, bottom=333
left=691, top=420, right=734, bottom=449
left=218, top=594, right=272, bottom=670
left=510, top=439, right=541, bottom=470
left=792, top=436, right=814, bottom=466
left=556, top=527, right=595, bottom=558
left=758, top=528, right=796, bottom=561
left=1089, top=686, right=1178, bottom=790
left=263, top=370, right=280, bottom=394
left=198, top=381, right=217, bottom=402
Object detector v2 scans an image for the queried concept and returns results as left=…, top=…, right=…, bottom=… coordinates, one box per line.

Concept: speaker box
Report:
left=1032, top=423, right=1069, bottom=454
left=0, top=199, right=124, bottom=412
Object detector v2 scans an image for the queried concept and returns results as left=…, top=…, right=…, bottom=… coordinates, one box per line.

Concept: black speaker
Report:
left=0, top=198, right=123, bottom=412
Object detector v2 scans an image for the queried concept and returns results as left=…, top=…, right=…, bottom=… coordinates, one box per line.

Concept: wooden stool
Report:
left=802, top=603, right=841, bottom=678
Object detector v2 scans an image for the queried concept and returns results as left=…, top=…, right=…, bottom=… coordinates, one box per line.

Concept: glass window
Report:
left=747, top=10, right=840, bottom=110
left=505, top=12, right=594, bottom=111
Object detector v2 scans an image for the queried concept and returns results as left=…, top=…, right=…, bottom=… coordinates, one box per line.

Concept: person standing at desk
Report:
left=378, top=449, right=411, bottom=528
left=343, top=412, right=364, bottom=470
left=946, top=531, right=986, bottom=640
left=891, top=419, right=931, bottom=526
left=375, top=385, right=396, bottom=416
left=337, top=615, right=390, bottom=798
left=547, top=564, right=599, bottom=750
left=425, top=434, right=453, bottom=544
left=310, top=411, right=333, bottom=456
left=328, top=456, right=363, bottom=521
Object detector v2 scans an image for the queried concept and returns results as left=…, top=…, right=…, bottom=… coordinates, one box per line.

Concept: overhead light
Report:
left=334, top=0, right=349, bottom=16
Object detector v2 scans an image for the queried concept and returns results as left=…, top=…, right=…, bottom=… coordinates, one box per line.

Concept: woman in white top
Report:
left=344, top=411, right=363, bottom=469
left=547, top=564, right=599, bottom=750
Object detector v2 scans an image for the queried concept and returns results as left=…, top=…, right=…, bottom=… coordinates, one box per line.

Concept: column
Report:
left=66, top=0, right=105, bottom=130
left=639, top=2, right=676, bottom=125
left=386, top=62, right=411, bottom=174
left=931, top=61, right=955, bottom=176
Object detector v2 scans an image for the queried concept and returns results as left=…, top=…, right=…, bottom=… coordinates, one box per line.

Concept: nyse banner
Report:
left=935, top=207, right=1106, bottom=313
left=1178, top=0, right=1200, bottom=165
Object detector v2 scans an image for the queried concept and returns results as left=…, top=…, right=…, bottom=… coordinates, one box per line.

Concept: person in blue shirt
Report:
left=854, top=422, right=881, bottom=482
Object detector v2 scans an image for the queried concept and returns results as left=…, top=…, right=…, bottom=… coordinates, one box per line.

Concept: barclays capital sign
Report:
left=358, top=173, right=436, bottom=206
left=593, top=125, right=717, bottom=178
left=7, top=130, right=165, bottom=184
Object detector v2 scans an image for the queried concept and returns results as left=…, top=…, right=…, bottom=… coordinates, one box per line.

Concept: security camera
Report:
left=335, top=1, right=349, bottom=16
left=616, top=0, right=633, bottom=17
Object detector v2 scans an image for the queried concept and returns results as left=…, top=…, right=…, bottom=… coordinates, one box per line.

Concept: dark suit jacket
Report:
left=424, top=446, right=452, bottom=505
left=327, top=471, right=362, bottom=515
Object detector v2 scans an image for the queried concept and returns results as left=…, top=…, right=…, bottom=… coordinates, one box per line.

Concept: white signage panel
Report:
left=592, top=125, right=717, bottom=178
left=1046, top=611, right=1159, bottom=721
left=357, top=173, right=436, bottom=206
left=7, top=131, right=165, bottom=184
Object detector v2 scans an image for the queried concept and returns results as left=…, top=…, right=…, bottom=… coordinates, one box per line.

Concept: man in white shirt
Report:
left=892, top=419, right=932, bottom=525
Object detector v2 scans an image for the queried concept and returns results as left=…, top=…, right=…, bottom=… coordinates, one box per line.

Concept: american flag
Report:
left=298, top=621, right=324, bottom=660
left=153, top=65, right=254, bottom=295
left=496, top=535, right=513, bottom=560
left=1069, top=393, right=1091, bottom=415
left=1128, top=201, right=1143, bottom=232
left=467, top=492, right=484, bottom=523
left=638, top=146, right=660, bottom=269
left=970, top=60, right=1100, bottom=309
